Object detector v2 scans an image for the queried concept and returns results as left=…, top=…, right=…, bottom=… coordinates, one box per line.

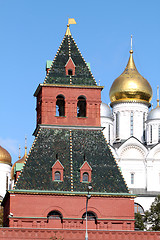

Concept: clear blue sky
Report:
left=0, top=0, right=159, bottom=163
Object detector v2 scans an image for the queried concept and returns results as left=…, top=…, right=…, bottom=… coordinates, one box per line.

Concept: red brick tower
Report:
left=2, top=21, right=135, bottom=234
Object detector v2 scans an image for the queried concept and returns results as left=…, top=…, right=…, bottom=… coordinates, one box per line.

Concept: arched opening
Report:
left=47, top=210, right=63, bottom=220
left=82, top=211, right=97, bottom=224
left=77, top=96, right=86, bottom=117
left=82, top=172, right=89, bottom=182
left=47, top=211, right=63, bottom=225
left=68, top=69, right=73, bottom=76
left=134, top=203, right=144, bottom=214
left=55, top=171, right=61, bottom=181
left=56, top=95, right=65, bottom=117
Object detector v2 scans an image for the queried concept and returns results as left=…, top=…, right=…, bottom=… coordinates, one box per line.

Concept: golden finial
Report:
left=19, top=145, right=21, bottom=160
left=25, top=136, right=27, bottom=158
left=65, top=18, right=76, bottom=36
left=157, top=85, right=159, bottom=107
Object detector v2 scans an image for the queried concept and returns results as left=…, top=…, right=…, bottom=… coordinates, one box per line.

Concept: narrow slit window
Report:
left=131, top=173, right=134, bottom=184
left=158, top=125, right=160, bottom=142
left=150, top=125, right=152, bottom=143
left=130, top=111, right=133, bottom=136
left=116, top=112, right=120, bottom=139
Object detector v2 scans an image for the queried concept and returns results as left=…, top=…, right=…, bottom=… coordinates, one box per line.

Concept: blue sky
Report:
left=0, top=0, right=160, bottom=163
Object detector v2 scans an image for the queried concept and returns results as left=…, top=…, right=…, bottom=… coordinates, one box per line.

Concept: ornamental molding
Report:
left=119, top=145, right=146, bottom=159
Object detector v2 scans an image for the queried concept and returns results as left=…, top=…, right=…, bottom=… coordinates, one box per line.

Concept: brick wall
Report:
left=0, top=228, right=160, bottom=240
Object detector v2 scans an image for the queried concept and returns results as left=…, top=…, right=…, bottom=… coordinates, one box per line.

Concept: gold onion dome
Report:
left=0, top=146, right=11, bottom=165
left=109, top=49, right=153, bottom=106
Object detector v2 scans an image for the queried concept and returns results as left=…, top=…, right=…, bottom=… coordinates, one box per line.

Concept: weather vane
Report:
left=66, top=18, right=76, bottom=36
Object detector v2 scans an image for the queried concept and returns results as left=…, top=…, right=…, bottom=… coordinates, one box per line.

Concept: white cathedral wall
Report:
left=112, top=102, right=148, bottom=141
left=0, top=163, right=11, bottom=198
left=116, top=145, right=147, bottom=189
left=135, top=196, right=155, bottom=212
left=118, top=159, right=146, bottom=189
left=101, top=116, right=114, bottom=144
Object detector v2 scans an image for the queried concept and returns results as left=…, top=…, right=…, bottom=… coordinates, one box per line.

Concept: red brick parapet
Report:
left=0, top=228, right=160, bottom=240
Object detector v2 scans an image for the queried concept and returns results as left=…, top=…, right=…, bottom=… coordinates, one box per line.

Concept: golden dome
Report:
left=109, top=50, right=153, bottom=106
left=0, top=146, right=11, bottom=165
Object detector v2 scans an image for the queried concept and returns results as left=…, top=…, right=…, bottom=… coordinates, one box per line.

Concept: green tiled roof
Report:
left=15, top=127, right=128, bottom=194
left=44, top=35, right=97, bottom=86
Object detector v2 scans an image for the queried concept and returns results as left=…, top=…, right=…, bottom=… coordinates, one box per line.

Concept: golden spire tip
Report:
left=19, top=144, right=21, bottom=160
left=25, top=136, right=27, bottom=158
left=130, top=35, right=133, bottom=54
left=157, top=85, right=159, bottom=107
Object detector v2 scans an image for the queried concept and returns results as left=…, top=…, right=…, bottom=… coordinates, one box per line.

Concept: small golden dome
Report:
left=0, top=146, right=11, bottom=165
left=10, top=154, right=26, bottom=180
left=109, top=50, right=153, bottom=106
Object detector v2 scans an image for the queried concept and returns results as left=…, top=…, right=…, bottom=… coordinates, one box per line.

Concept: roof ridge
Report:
left=70, top=35, right=97, bottom=86
left=13, top=128, right=42, bottom=189
left=44, top=35, right=67, bottom=84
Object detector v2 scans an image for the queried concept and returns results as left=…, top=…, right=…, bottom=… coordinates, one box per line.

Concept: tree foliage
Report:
left=145, top=195, right=160, bottom=231
left=135, top=212, right=145, bottom=230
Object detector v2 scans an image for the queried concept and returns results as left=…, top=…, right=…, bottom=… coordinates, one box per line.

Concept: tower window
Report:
left=83, top=172, right=89, bottom=182
left=54, top=171, right=61, bottom=181
left=56, top=95, right=65, bottom=117
left=130, top=111, right=133, bottom=136
left=131, top=173, right=134, bottom=184
left=68, top=69, right=73, bottom=76
left=77, top=96, right=86, bottom=117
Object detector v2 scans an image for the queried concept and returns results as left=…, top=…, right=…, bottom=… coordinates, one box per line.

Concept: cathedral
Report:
left=100, top=46, right=160, bottom=213
left=0, top=21, right=160, bottom=225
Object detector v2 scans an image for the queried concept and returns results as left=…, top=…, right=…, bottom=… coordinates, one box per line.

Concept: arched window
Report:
left=131, top=173, right=134, bottom=184
left=68, top=69, right=73, bottom=76
left=56, top=95, right=65, bottom=117
left=82, top=211, right=97, bottom=223
left=108, top=124, right=110, bottom=143
left=130, top=111, right=133, bottom=136
left=47, top=211, right=62, bottom=220
left=55, top=171, right=61, bottom=181
left=77, top=96, right=86, bottom=117
left=116, top=112, right=120, bottom=139
left=83, top=172, right=89, bottom=182
left=134, top=203, right=144, bottom=214
left=150, top=125, right=152, bottom=143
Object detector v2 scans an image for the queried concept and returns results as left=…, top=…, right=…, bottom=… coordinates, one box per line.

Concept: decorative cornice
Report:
left=8, top=189, right=135, bottom=198
left=34, top=84, right=103, bottom=97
